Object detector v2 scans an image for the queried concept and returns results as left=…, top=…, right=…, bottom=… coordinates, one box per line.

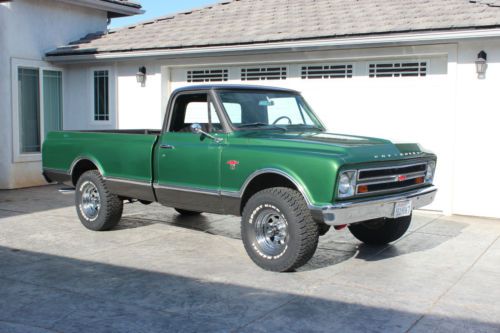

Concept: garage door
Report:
left=170, top=57, right=452, bottom=212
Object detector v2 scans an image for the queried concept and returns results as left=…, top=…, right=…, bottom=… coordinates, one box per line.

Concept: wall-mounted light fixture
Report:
left=136, top=66, right=147, bottom=87
left=475, top=51, right=487, bottom=79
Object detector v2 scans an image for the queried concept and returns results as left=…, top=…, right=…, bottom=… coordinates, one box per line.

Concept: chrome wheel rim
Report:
left=254, top=209, right=288, bottom=256
left=81, top=181, right=100, bottom=221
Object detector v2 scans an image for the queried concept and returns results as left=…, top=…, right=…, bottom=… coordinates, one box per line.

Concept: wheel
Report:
left=241, top=187, right=319, bottom=272
left=175, top=208, right=202, bottom=216
left=348, top=215, right=412, bottom=245
left=75, top=170, right=123, bottom=231
left=318, top=223, right=331, bottom=236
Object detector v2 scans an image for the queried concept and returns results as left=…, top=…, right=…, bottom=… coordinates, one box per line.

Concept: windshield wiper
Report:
left=287, top=124, right=324, bottom=132
left=238, top=123, right=287, bottom=131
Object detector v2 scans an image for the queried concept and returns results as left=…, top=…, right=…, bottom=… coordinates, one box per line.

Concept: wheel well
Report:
left=71, top=159, right=98, bottom=186
left=240, top=173, right=298, bottom=214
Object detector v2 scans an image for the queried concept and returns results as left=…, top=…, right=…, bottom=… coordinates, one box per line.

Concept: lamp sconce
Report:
left=136, top=66, right=146, bottom=87
left=475, top=51, right=487, bottom=79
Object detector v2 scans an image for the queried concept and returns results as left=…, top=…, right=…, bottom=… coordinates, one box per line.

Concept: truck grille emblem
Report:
left=397, top=175, right=407, bottom=182
left=227, top=160, right=239, bottom=170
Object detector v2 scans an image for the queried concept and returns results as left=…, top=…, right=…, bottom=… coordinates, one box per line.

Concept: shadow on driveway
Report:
left=0, top=245, right=498, bottom=333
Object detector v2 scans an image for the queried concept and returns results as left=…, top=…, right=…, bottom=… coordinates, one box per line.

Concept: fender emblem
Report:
left=227, top=160, right=240, bottom=170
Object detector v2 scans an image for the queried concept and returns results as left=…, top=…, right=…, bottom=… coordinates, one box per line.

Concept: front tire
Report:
left=241, top=187, right=319, bottom=272
left=75, top=170, right=123, bottom=231
left=348, top=215, right=412, bottom=245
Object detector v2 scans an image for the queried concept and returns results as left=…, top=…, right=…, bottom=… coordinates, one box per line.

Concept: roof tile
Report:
left=48, top=0, right=500, bottom=56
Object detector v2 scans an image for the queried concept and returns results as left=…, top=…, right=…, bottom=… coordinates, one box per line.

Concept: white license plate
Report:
left=394, top=200, right=412, bottom=218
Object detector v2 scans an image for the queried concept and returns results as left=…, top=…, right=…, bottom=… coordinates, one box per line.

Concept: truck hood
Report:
left=238, top=131, right=430, bottom=164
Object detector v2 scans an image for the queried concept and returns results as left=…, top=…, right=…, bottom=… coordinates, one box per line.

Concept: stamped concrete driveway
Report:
left=0, top=185, right=499, bottom=333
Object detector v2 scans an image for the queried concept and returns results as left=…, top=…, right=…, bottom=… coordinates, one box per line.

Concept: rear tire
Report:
left=75, top=170, right=123, bottom=231
left=175, top=208, right=202, bottom=216
left=348, top=215, right=412, bottom=245
left=241, top=187, right=319, bottom=272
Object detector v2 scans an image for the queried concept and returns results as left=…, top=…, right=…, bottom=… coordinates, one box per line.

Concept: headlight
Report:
left=425, top=161, right=436, bottom=184
left=337, top=170, right=357, bottom=198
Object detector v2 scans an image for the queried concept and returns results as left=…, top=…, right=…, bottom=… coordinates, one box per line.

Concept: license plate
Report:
left=394, top=200, right=412, bottom=218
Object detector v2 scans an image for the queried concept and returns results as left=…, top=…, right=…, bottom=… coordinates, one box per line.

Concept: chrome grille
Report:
left=356, top=163, right=427, bottom=196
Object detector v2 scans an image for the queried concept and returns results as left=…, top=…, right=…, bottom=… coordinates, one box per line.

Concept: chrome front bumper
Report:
left=317, top=186, right=437, bottom=226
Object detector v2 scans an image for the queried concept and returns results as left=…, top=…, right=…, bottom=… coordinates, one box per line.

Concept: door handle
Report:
left=160, top=144, right=175, bottom=150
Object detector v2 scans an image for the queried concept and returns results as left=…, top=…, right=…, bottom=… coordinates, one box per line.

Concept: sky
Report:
left=109, top=0, right=221, bottom=29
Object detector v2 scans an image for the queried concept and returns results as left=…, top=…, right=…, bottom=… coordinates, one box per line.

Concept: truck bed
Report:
left=42, top=130, right=160, bottom=201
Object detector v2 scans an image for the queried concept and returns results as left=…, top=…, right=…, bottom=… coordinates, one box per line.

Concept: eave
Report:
left=44, top=28, right=500, bottom=64
left=55, top=0, right=143, bottom=18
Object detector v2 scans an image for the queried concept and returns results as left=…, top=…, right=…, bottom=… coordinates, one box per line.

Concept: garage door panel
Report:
left=171, top=58, right=451, bottom=212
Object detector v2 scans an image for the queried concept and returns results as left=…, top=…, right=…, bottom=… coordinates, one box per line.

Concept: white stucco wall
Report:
left=453, top=39, right=500, bottom=218
left=1, top=0, right=108, bottom=189
left=63, top=60, right=164, bottom=130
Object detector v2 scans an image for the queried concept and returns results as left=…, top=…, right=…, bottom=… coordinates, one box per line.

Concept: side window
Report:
left=222, top=102, right=242, bottom=124
left=169, top=93, right=222, bottom=133
left=93, top=70, right=109, bottom=121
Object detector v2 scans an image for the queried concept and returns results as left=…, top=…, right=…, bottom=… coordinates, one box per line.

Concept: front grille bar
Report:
left=355, top=163, right=427, bottom=196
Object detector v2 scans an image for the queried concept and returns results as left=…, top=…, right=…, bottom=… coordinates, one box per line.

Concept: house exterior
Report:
left=0, top=0, right=142, bottom=189
left=4, top=0, right=500, bottom=219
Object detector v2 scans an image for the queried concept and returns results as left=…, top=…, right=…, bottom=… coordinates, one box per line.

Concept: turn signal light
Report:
left=415, top=177, right=425, bottom=184
left=357, top=185, right=369, bottom=193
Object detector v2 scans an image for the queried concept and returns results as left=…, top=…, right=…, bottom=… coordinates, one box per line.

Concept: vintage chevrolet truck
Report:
left=42, top=85, right=437, bottom=272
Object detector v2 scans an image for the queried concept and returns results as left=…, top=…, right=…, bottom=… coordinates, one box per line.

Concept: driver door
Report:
left=154, top=91, right=225, bottom=213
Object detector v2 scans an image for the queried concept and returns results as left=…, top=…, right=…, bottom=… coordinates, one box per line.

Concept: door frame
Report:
left=154, top=88, right=230, bottom=213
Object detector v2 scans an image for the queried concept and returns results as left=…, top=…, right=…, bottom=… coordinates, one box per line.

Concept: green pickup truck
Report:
left=42, top=85, right=437, bottom=272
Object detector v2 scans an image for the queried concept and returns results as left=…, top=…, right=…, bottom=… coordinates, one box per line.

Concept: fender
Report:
left=222, top=168, right=318, bottom=210
left=69, top=155, right=105, bottom=177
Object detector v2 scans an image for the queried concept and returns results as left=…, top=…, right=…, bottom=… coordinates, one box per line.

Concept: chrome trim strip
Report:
left=220, top=190, right=240, bottom=198
left=318, top=186, right=437, bottom=226
left=69, top=156, right=105, bottom=176
left=153, top=183, right=220, bottom=196
left=357, top=171, right=426, bottom=185
left=104, top=177, right=152, bottom=187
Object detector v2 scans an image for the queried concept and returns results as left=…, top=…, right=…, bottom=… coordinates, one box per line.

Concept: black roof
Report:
left=172, top=84, right=300, bottom=95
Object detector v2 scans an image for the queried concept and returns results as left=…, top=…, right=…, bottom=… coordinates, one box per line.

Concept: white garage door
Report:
left=170, top=56, right=452, bottom=212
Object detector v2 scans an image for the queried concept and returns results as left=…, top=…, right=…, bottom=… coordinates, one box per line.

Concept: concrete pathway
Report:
left=0, top=185, right=499, bottom=333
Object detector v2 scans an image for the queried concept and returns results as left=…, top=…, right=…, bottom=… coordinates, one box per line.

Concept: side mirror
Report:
left=190, top=123, right=202, bottom=134
left=190, top=123, right=222, bottom=143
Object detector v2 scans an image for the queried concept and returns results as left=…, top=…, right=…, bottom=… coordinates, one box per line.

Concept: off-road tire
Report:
left=318, top=223, right=331, bottom=236
left=241, top=187, right=319, bottom=272
left=75, top=170, right=123, bottom=231
left=175, top=208, right=202, bottom=216
left=348, top=215, right=412, bottom=245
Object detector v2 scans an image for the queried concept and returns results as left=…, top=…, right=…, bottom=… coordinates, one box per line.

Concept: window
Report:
left=301, top=64, right=353, bottom=79
left=43, top=71, right=63, bottom=138
left=369, top=61, right=427, bottom=78
left=187, top=69, right=228, bottom=82
left=16, top=65, right=63, bottom=156
left=93, top=70, right=109, bottom=121
left=169, top=94, right=222, bottom=133
left=218, top=91, right=322, bottom=130
left=18, top=68, right=41, bottom=153
left=184, top=102, right=220, bottom=124
left=241, top=67, right=287, bottom=81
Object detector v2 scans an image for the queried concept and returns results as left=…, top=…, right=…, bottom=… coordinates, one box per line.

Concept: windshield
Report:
left=217, top=91, right=325, bottom=131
